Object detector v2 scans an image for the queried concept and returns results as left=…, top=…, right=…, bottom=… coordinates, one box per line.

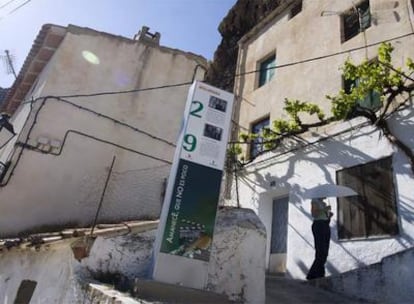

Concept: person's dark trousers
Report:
left=307, top=220, right=330, bottom=280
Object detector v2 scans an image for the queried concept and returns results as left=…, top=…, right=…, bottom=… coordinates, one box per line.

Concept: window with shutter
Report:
left=342, top=0, right=371, bottom=42
left=336, top=156, right=399, bottom=240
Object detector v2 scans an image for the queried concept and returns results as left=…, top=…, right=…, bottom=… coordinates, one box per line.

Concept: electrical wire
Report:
left=0, top=0, right=32, bottom=21
left=50, top=129, right=172, bottom=164
left=7, top=0, right=31, bottom=15
left=242, top=120, right=372, bottom=170
left=16, top=129, right=173, bottom=164
left=11, top=32, right=412, bottom=105
left=1, top=95, right=173, bottom=186
left=54, top=97, right=176, bottom=147
left=56, top=81, right=193, bottom=99
left=20, top=81, right=194, bottom=106
left=235, top=32, right=414, bottom=78
left=0, top=0, right=18, bottom=10
left=1, top=28, right=412, bottom=182
left=0, top=96, right=44, bottom=186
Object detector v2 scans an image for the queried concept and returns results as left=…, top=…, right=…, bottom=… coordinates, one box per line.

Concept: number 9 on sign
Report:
left=183, top=134, right=197, bottom=152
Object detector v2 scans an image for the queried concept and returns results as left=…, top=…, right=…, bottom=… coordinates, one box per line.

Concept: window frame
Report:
left=343, top=75, right=382, bottom=111
left=257, top=53, right=276, bottom=89
left=341, top=0, right=371, bottom=42
left=249, top=116, right=270, bottom=159
left=336, top=156, right=399, bottom=241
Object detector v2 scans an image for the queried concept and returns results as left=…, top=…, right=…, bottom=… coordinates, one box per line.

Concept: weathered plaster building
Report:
left=230, top=0, right=414, bottom=288
left=0, top=208, right=265, bottom=304
left=0, top=24, right=206, bottom=237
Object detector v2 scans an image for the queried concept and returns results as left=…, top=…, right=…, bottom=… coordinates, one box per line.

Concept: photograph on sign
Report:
left=160, top=159, right=222, bottom=262
left=208, top=96, right=227, bottom=112
left=203, top=123, right=223, bottom=141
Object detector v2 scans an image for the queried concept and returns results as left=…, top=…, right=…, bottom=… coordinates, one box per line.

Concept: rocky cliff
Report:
left=206, top=0, right=286, bottom=91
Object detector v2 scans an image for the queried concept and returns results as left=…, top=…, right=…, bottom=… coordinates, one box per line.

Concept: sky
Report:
left=0, top=0, right=236, bottom=88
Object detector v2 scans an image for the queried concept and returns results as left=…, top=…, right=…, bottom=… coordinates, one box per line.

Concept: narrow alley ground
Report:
left=265, top=275, right=371, bottom=303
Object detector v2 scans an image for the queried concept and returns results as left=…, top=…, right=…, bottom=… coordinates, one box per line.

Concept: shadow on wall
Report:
left=238, top=116, right=414, bottom=277
left=388, top=98, right=414, bottom=166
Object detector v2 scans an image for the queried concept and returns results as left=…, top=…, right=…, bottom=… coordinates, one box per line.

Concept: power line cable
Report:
left=2, top=29, right=411, bottom=175
left=13, top=32, right=413, bottom=104
left=7, top=0, right=31, bottom=14
left=55, top=97, right=176, bottom=147
left=234, top=32, right=414, bottom=80
left=0, top=0, right=18, bottom=10
left=0, top=0, right=32, bottom=22
left=56, top=81, right=193, bottom=99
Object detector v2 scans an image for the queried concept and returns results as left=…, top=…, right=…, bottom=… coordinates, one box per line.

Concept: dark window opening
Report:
left=342, top=0, right=371, bottom=42
left=258, top=54, right=276, bottom=88
left=250, top=116, right=270, bottom=158
left=14, top=280, right=37, bottom=304
left=336, top=156, right=399, bottom=240
left=289, top=1, right=303, bottom=19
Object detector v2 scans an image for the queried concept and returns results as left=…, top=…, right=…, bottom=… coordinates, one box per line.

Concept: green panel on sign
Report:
left=161, top=159, right=223, bottom=261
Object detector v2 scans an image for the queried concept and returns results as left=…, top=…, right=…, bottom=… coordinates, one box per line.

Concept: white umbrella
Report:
left=298, top=184, right=358, bottom=200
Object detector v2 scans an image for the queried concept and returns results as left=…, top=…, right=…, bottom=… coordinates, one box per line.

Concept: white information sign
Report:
left=152, top=81, right=234, bottom=289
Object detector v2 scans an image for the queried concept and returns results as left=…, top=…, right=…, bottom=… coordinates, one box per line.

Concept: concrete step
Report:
left=132, top=279, right=236, bottom=303
left=266, top=275, right=371, bottom=304
left=86, top=282, right=146, bottom=304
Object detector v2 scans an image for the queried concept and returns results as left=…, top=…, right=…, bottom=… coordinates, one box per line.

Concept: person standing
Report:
left=306, top=197, right=333, bottom=280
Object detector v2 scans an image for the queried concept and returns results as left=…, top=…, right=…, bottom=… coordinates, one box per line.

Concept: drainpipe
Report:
left=352, top=3, right=368, bottom=59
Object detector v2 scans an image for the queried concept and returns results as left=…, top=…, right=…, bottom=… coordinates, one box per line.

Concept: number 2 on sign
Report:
left=183, top=101, right=203, bottom=152
left=190, top=101, right=203, bottom=118
left=183, top=134, right=197, bottom=152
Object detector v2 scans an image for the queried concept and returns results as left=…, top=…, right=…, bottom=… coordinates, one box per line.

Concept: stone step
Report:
left=132, top=279, right=236, bottom=303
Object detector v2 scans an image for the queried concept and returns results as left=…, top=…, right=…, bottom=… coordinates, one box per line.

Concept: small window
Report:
left=336, top=156, right=399, bottom=240
left=258, top=54, right=276, bottom=88
left=289, top=1, right=303, bottom=19
left=250, top=116, right=270, bottom=158
left=14, top=280, right=37, bottom=304
left=342, top=0, right=371, bottom=42
left=343, top=76, right=381, bottom=110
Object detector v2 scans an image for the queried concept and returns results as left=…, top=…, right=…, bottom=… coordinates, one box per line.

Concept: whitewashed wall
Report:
left=230, top=0, right=414, bottom=279
left=0, top=208, right=266, bottom=303
left=0, top=230, right=156, bottom=304
left=229, top=111, right=414, bottom=279
left=0, top=242, right=85, bottom=303
left=313, top=247, right=414, bottom=303
left=0, top=26, right=206, bottom=237
left=235, top=0, right=414, bottom=149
